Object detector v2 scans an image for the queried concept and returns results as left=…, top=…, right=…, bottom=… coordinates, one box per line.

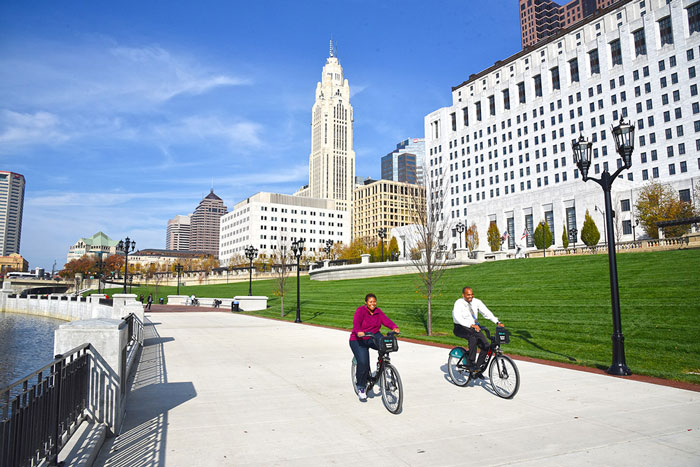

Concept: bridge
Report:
left=1, top=277, right=74, bottom=295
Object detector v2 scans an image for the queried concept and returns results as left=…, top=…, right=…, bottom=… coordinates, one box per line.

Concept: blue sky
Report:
left=0, top=0, right=521, bottom=270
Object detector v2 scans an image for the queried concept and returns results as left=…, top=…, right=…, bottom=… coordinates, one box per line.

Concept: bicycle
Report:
left=350, top=332, right=403, bottom=414
left=447, top=326, right=520, bottom=399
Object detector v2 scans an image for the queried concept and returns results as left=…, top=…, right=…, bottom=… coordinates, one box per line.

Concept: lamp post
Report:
left=595, top=205, right=607, bottom=246
left=291, top=238, right=305, bottom=323
left=572, top=118, right=634, bottom=376
left=174, top=263, right=183, bottom=295
left=95, top=251, right=106, bottom=294
left=455, top=221, right=465, bottom=249
left=129, top=275, right=133, bottom=293
left=244, top=245, right=258, bottom=296
left=116, top=237, right=135, bottom=294
left=540, top=220, right=547, bottom=258
left=569, top=227, right=578, bottom=250
left=325, top=239, right=334, bottom=260
left=378, top=228, right=387, bottom=262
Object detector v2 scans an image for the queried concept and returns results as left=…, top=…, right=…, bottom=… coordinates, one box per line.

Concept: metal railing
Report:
left=0, top=344, right=90, bottom=467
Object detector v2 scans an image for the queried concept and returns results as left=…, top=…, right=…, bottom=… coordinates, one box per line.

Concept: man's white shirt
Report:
left=452, top=297, right=499, bottom=328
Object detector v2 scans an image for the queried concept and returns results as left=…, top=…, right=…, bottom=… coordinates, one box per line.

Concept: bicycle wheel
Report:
left=489, top=355, right=520, bottom=399
left=447, top=348, right=471, bottom=387
left=351, top=358, right=360, bottom=395
left=380, top=363, right=403, bottom=414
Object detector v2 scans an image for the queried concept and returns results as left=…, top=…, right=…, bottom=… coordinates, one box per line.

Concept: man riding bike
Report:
left=452, top=287, right=504, bottom=376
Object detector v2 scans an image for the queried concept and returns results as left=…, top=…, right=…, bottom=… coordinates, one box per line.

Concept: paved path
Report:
left=94, top=312, right=700, bottom=466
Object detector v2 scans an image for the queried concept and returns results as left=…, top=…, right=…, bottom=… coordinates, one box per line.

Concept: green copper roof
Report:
left=81, top=231, right=118, bottom=247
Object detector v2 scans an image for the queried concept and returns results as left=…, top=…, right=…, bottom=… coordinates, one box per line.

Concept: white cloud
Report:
left=0, top=109, right=69, bottom=147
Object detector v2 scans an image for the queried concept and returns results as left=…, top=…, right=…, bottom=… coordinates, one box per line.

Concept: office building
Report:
left=0, top=253, right=29, bottom=274
left=219, top=192, right=350, bottom=265
left=0, top=171, right=25, bottom=256
left=381, top=138, right=426, bottom=185
left=520, top=0, right=620, bottom=48
left=166, top=214, right=191, bottom=251
left=190, top=190, right=227, bottom=257
left=300, top=41, right=356, bottom=211
left=426, top=0, right=699, bottom=251
left=352, top=179, right=426, bottom=241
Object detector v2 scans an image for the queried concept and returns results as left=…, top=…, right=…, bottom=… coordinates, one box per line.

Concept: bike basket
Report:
left=379, top=334, right=399, bottom=353
left=494, top=327, right=510, bottom=345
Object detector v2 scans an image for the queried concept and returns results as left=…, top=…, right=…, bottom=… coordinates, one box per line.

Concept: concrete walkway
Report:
left=94, top=312, right=700, bottom=466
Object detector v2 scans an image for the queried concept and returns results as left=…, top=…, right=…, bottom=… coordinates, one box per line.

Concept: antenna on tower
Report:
left=329, top=38, right=334, bottom=57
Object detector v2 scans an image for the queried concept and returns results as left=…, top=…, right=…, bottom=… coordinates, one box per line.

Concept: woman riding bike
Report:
left=349, top=293, right=400, bottom=401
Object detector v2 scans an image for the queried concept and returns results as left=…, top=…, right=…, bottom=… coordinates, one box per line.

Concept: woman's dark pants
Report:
left=350, top=338, right=379, bottom=388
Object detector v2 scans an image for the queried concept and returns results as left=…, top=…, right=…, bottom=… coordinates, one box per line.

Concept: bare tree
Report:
left=613, top=194, right=624, bottom=243
left=272, top=239, right=292, bottom=317
left=409, top=164, right=452, bottom=336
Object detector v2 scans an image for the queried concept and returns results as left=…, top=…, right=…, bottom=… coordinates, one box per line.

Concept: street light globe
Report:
left=612, top=118, right=635, bottom=168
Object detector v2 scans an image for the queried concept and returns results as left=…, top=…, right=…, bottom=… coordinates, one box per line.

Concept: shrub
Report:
left=581, top=210, right=601, bottom=246
left=561, top=223, right=569, bottom=248
left=487, top=222, right=501, bottom=252
left=533, top=221, right=553, bottom=249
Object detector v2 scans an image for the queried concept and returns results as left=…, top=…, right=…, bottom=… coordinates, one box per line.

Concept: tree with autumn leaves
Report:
left=635, top=181, right=698, bottom=239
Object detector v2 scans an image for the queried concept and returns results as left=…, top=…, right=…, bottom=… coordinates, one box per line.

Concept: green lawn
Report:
left=95, top=249, right=700, bottom=384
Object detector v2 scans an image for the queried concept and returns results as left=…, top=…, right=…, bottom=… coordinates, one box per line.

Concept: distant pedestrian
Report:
left=139, top=294, right=144, bottom=303
left=147, top=293, right=153, bottom=311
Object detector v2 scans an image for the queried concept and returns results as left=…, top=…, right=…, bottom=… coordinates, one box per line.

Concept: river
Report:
left=0, top=312, right=65, bottom=389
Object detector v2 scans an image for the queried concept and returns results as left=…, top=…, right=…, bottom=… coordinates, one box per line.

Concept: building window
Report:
left=551, top=66, right=560, bottom=89
left=621, top=199, right=631, bottom=211
left=680, top=188, right=691, bottom=202
left=610, top=39, right=622, bottom=66
left=502, top=89, right=510, bottom=110
left=589, top=49, right=600, bottom=74
left=569, top=59, right=579, bottom=82
left=669, top=163, right=676, bottom=175
left=633, top=28, right=647, bottom=56
left=475, top=101, right=482, bottom=121
left=688, top=2, right=700, bottom=34
left=623, top=220, right=632, bottom=235
left=534, top=74, right=542, bottom=97
left=518, top=82, right=526, bottom=103
left=659, top=16, right=674, bottom=46
left=489, top=95, right=496, bottom=116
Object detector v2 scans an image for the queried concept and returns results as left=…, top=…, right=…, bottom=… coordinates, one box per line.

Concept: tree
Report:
left=581, top=210, right=601, bottom=246
left=340, top=236, right=372, bottom=259
left=561, top=223, right=569, bottom=248
left=61, top=255, right=97, bottom=278
left=272, top=240, right=292, bottom=317
left=487, top=222, right=501, bottom=252
left=465, top=222, right=479, bottom=251
left=635, top=181, right=698, bottom=238
left=410, top=163, right=449, bottom=336
left=533, top=221, right=553, bottom=250
left=387, top=237, right=399, bottom=260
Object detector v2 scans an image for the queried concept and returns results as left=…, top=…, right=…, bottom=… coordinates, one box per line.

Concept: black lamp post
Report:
left=244, top=245, right=258, bottom=296
left=378, top=228, right=387, bottom=262
left=117, top=237, right=135, bottom=294
left=129, top=275, right=133, bottom=293
left=325, top=239, right=334, bottom=260
left=540, top=220, right=547, bottom=258
left=595, top=206, right=607, bottom=247
left=455, top=221, right=465, bottom=249
left=569, top=227, right=578, bottom=250
left=572, top=118, right=634, bottom=376
left=174, top=263, right=183, bottom=295
left=96, top=251, right=105, bottom=294
left=291, top=238, right=305, bottom=323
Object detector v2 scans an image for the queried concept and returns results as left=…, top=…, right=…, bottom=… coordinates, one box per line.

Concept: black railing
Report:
left=0, top=344, right=90, bottom=467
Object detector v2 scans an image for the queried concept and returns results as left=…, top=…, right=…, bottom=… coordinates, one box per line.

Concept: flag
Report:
left=521, top=229, right=529, bottom=241
left=501, top=231, right=510, bottom=243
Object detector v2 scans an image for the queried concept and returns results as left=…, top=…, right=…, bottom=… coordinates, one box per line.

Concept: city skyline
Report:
left=0, top=0, right=521, bottom=269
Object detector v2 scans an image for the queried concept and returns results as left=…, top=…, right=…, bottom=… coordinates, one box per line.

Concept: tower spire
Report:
left=329, top=38, right=334, bottom=57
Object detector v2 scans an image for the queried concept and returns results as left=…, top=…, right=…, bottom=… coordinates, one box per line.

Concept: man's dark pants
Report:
left=349, top=337, right=379, bottom=388
left=453, top=324, right=490, bottom=367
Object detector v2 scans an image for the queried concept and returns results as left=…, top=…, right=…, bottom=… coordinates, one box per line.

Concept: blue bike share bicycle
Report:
left=447, top=326, right=520, bottom=399
left=351, top=332, right=403, bottom=414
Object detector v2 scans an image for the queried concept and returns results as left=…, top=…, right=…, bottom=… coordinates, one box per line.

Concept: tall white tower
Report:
left=307, top=41, right=355, bottom=211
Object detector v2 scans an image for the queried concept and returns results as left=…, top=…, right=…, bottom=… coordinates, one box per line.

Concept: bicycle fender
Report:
left=449, top=347, right=467, bottom=359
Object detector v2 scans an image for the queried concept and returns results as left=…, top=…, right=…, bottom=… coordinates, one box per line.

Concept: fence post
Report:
left=49, top=354, right=63, bottom=466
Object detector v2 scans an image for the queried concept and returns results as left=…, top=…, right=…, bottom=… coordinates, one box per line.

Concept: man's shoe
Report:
left=358, top=387, right=367, bottom=401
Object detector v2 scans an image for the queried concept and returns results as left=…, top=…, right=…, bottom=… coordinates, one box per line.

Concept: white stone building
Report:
left=219, top=192, right=351, bottom=265
left=165, top=214, right=191, bottom=251
left=425, top=0, right=700, bottom=251
left=297, top=41, right=355, bottom=212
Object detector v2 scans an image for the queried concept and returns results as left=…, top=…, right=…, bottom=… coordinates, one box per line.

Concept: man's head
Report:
left=462, top=287, right=474, bottom=302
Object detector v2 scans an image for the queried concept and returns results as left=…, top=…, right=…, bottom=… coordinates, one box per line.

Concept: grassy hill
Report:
left=97, top=249, right=700, bottom=383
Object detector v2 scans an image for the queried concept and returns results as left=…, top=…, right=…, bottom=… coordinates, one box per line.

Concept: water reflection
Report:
left=0, top=312, right=65, bottom=388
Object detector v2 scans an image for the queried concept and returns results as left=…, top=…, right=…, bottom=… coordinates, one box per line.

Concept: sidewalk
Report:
left=94, top=312, right=700, bottom=466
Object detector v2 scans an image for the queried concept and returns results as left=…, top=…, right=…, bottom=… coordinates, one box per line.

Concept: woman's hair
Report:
left=364, top=293, right=377, bottom=302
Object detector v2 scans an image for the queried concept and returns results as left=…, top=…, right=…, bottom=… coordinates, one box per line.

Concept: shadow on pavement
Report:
left=94, top=320, right=196, bottom=467
left=439, top=362, right=498, bottom=397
